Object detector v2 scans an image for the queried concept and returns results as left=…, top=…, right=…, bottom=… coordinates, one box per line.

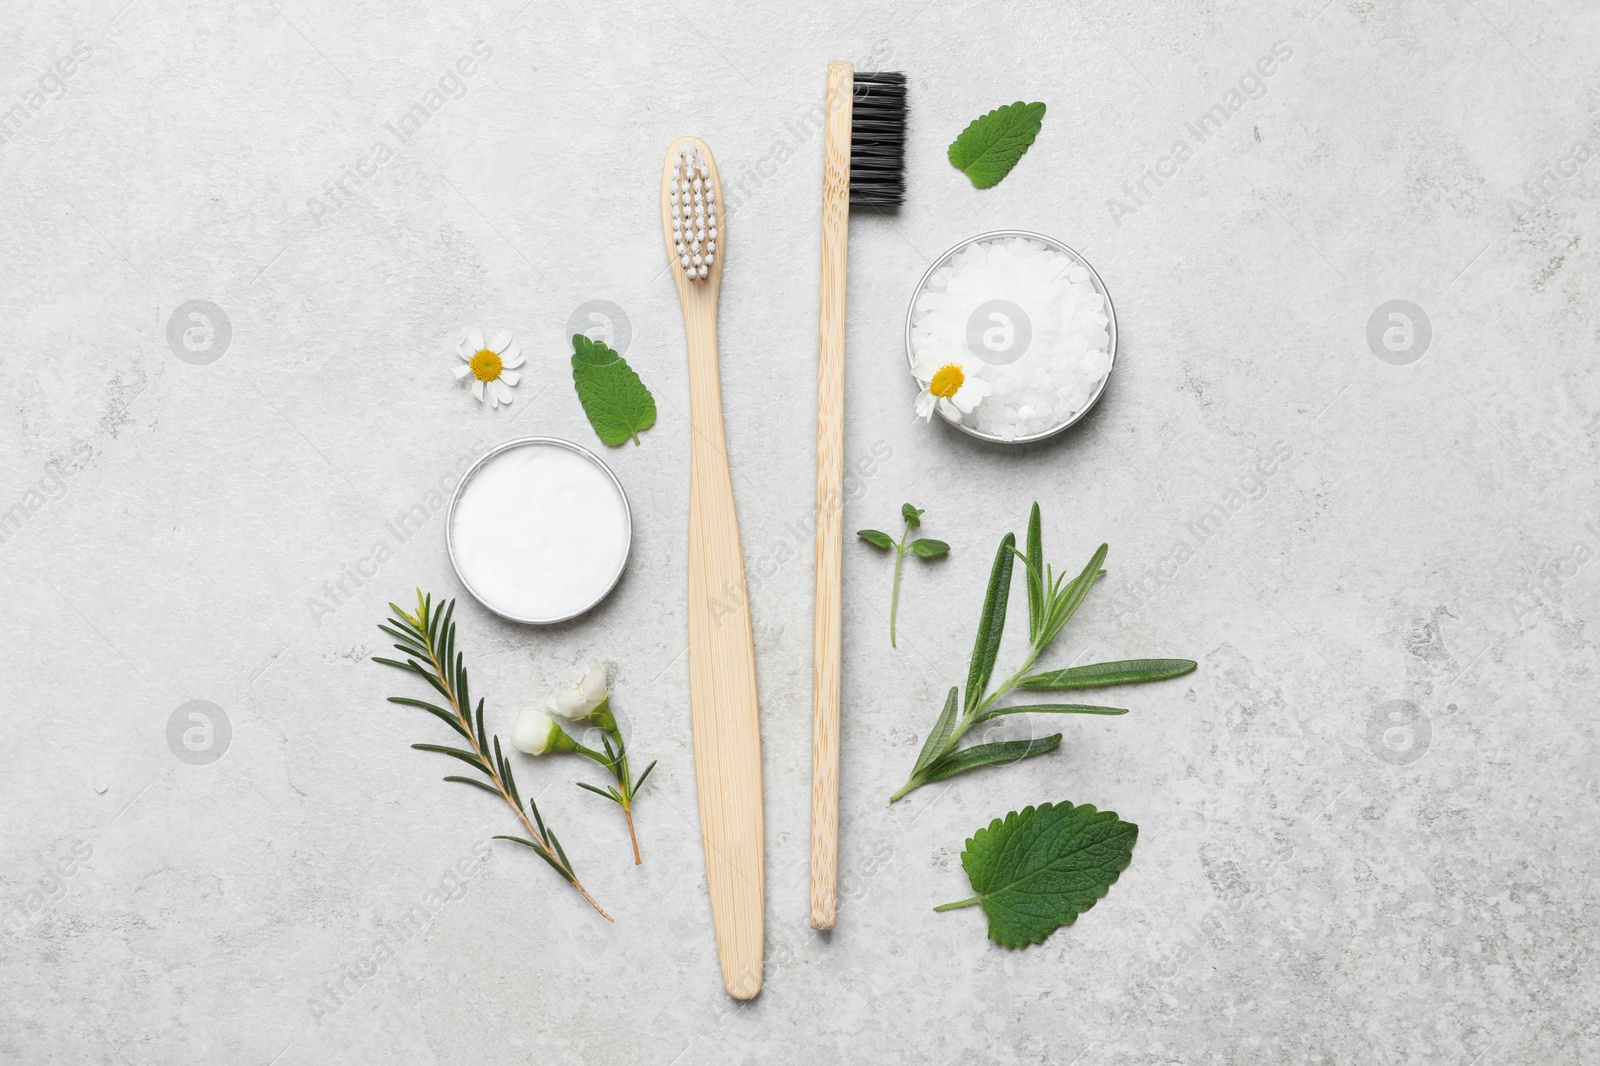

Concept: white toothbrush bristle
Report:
left=670, top=144, right=718, bottom=283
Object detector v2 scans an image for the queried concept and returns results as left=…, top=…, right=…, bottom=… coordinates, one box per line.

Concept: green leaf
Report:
left=947, top=101, right=1046, bottom=190
left=910, top=538, right=950, bottom=559
left=901, top=503, right=924, bottom=527
left=411, top=742, right=489, bottom=773
left=576, top=781, right=624, bottom=805
left=972, top=703, right=1127, bottom=723
left=631, top=760, right=657, bottom=794
left=965, top=533, right=1016, bottom=714
left=936, top=802, right=1136, bottom=948
left=912, top=687, right=963, bottom=777
left=1039, top=543, right=1107, bottom=649
left=1019, top=658, right=1198, bottom=690
left=443, top=774, right=502, bottom=796
left=1024, top=503, right=1044, bottom=645
left=857, top=529, right=895, bottom=550
left=571, top=334, right=657, bottom=446
left=922, top=734, right=1060, bottom=784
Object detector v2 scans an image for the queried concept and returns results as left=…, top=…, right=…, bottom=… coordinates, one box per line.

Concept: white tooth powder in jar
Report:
left=906, top=230, right=1117, bottom=444
left=447, top=438, right=632, bottom=624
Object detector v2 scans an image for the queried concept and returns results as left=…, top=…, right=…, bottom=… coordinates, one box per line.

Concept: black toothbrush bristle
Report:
left=850, top=71, right=906, bottom=207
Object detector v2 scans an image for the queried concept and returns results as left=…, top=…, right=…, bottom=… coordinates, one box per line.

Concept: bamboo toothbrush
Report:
left=662, top=137, right=765, bottom=999
left=810, top=64, right=907, bottom=930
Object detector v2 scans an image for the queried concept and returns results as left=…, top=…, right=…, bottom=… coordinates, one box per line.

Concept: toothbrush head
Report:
left=665, top=141, right=720, bottom=284
left=848, top=70, right=907, bottom=208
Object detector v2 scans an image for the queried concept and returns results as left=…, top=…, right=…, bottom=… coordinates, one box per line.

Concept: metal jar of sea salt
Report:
left=904, top=230, right=1118, bottom=444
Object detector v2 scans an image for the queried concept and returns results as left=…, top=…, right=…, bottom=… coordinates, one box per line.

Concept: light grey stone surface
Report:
left=2, top=0, right=1597, bottom=1062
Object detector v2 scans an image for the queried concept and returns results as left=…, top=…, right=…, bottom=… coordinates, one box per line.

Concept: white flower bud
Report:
left=512, top=708, right=566, bottom=755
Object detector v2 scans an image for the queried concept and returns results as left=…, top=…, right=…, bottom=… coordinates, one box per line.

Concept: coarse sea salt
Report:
left=909, top=236, right=1113, bottom=441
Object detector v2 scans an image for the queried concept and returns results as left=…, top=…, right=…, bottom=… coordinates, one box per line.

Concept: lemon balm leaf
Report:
left=935, top=802, right=1136, bottom=948
left=858, top=529, right=895, bottom=550
left=948, top=101, right=1046, bottom=190
left=910, top=538, right=950, bottom=558
left=571, top=334, right=657, bottom=446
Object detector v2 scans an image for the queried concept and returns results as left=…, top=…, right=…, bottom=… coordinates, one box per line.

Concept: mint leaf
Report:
left=948, top=102, right=1046, bottom=189
left=938, top=802, right=1136, bottom=948
left=571, top=335, right=656, bottom=446
left=857, top=529, right=895, bottom=550
left=910, top=538, right=949, bottom=558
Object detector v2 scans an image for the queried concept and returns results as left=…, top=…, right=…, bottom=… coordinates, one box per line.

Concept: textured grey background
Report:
left=2, top=0, right=1598, bottom=1062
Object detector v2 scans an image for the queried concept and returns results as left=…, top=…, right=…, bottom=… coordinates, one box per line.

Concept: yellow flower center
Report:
left=929, top=363, right=965, bottom=399
left=469, top=349, right=502, bottom=382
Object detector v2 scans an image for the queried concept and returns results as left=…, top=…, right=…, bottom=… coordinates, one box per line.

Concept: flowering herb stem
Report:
left=374, top=591, right=612, bottom=920
left=571, top=706, right=656, bottom=865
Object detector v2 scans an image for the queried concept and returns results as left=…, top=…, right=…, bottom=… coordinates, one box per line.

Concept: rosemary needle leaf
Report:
left=923, top=735, right=1062, bottom=784
left=1024, top=503, right=1045, bottom=643
left=444, top=775, right=502, bottom=796
left=972, top=703, right=1127, bottom=723
left=965, top=533, right=1016, bottom=713
left=576, top=781, right=621, bottom=804
left=1019, top=658, right=1198, bottom=690
left=633, top=760, right=658, bottom=793
left=913, top=687, right=962, bottom=778
left=411, top=743, right=489, bottom=773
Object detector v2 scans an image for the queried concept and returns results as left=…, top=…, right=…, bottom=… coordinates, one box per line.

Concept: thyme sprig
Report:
left=374, top=591, right=612, bottom=921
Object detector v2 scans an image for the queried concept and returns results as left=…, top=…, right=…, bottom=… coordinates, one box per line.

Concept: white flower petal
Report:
left=937, top=397, right=960, bottom=421
left=579, top=659, right=607, bottom=705
left=914, top=390, right=937, bottom=420
left=472, top=379, right=485, bottom=403
left=489, top=330, right=514, bottom=354
left=452, top=364, right=473, bottom=381
left=466, top=326, right=485, bottom=354
left=499, top=370, right=521, bottom=386
left=494, top=380, right=513, bottom=405
left=501, top=352, right=525, bottom=369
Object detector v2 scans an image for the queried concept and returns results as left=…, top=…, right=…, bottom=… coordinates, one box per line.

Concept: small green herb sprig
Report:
left=859, top=504, right=950, bottom=647
left=374, top=592, right=611, bottom=920
left=890, top=504, right=1195, bottom=802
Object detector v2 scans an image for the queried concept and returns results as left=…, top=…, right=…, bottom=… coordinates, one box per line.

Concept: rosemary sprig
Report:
left=373, top=590, right=612, bottom=921
left=889, top=504, right=1196, bottom=802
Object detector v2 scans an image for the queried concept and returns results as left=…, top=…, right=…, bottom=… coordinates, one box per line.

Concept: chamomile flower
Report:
left=453, top=327, right=524, bottom=408
left=911, top=352, right=992, bottom=423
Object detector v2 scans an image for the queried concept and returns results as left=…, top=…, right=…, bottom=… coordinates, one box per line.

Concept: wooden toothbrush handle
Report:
left=683, top=299, right=766, bottom=1000
left=810, top=59, right=853, bottom=931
